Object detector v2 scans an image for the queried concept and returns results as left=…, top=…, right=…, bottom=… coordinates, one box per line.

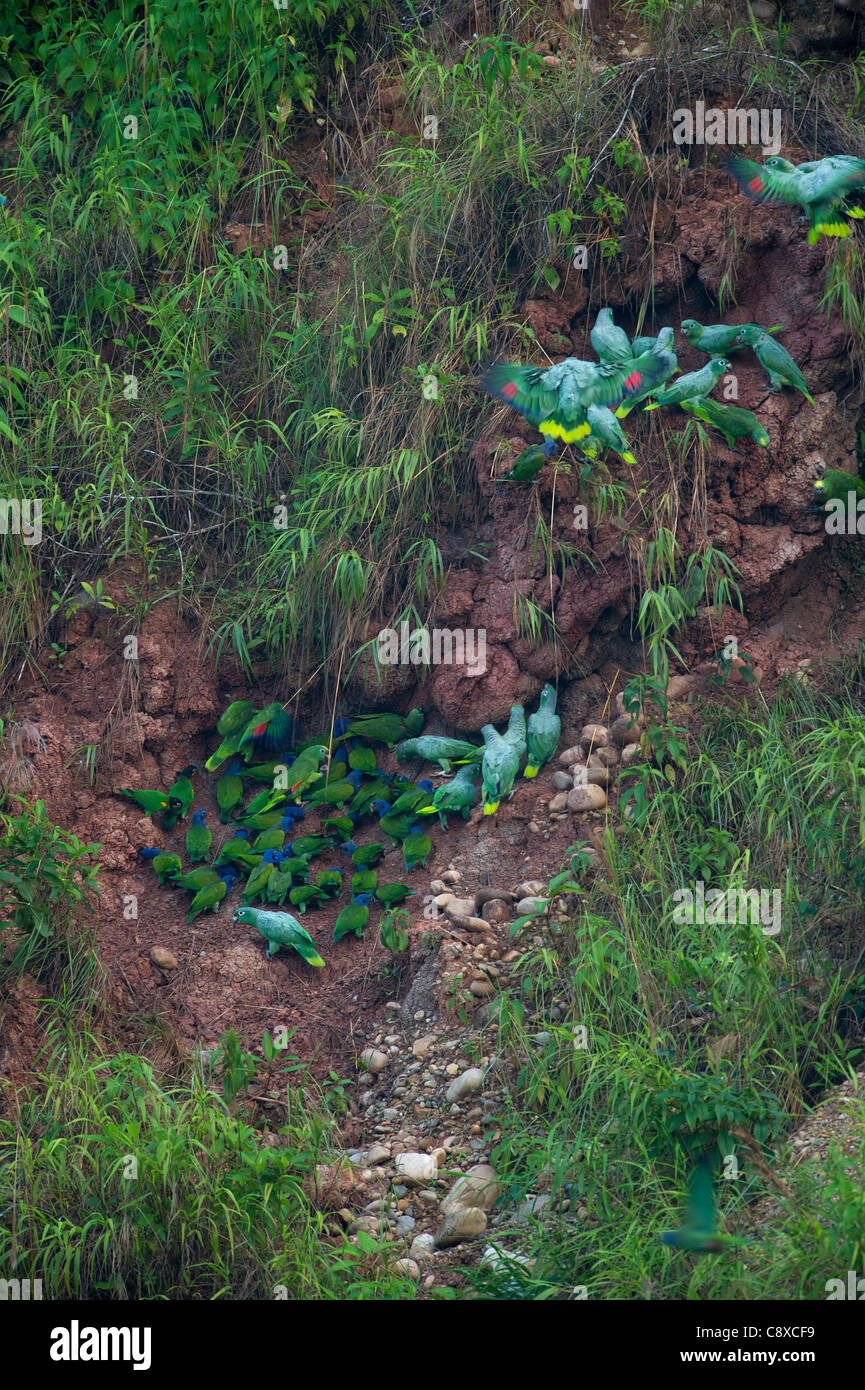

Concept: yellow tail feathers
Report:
left=483, top=800, right=500, bottom=815
left=523, top=765, right=539, bottom=778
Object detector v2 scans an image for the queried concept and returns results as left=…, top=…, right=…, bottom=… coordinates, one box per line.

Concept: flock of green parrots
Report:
left=117, top=688, right=562, bottom=966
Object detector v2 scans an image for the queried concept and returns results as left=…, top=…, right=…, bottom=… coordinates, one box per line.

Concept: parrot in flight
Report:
left=660, top=1160, right=743, bottom=1252
left=235, top=906, right=325, bottom=964
left=724, top=153, right=865, bottom=244
left=480, top=331, right=678, bottom=446
left=734, top=325, right=814, bottom=400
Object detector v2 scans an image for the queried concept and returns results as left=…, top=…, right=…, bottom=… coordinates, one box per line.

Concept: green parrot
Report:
left=241, top=747, right=329, bottom=817
left=374, top=882, right=417, bottom=907
left=630, top=332, right=661, bottom=356
left=264, top=860, right=295, bottom=905
left=660, top=1160, right=742, bottom=1252
left=496, top=443, right=549, bottom=485
left=503, top=704, right=527, bottom=760
left=237, top=702, right=295, bottom=759
left=734, top=325, right=814, bottom=400
left=314, top=867, right=344, bottom=900
left=241, top=760, right=292, bottom=783
left=185, top=809, right=212, bottom=863
left=235, top=906, right=325, bottom=965
left=187, top=867, right=237, bottom=924
left=480, top=331, right=679, bottom=445
left=612, top=328, right=679, bottom=417
left=348, top=778, right=396, bottom=816
left=352, top=868, right=379, bottom=895
left=339, top=840, right=386, bottom=869
left=214, top=830, right=258, bottom=870
left=243, top=849, right=282, bottom=904
left=303, top=775, right=362, bottom=809
left=724, top=153, right=865, bottom=244
left=480, top=723, right=521, bottom=815
left=217, top=700, right=257, bottom=737
left=348, top=744, right=378, bottom=776
left=333, top=894, right=372, bottom=942
left=417, top=765, right=479, bottom=829
left=525, top=684, right=561, bottom=777
left=340, top=708, right=424, bottom=747
left=250, top=821, right=289, bottom=852
left=679, top=319, right=779, bottom=354
left=288, top=883, right=325, bottom=914
left=388, top=782, right=435, bottom=816
left=117, top=788, right=183, bottom=821
left=581, top=405, right=637, bottom=467
left=813, top=468, right=865, bottom=507
left=216, top=762, right=245, bottom=823
left=680, top=397, right=769, bottom=448
left=283, top=745, right=331, bottom=799
left=402, top=824, right=431, bottom=872
left=276, top=854, right=313, bottom=882
left=396, top=735, right=483, bottom=774
left=139, top=848, right=182, bottom=884
left=323, top=814, right=359, bottom=843
left=164, top=765, right=198, bottom=829
left=371, top=799, right=416, bottom=846
left=590, top=307, right=633, bottom=364
left=643, top=358, right=730, bottom=410
left=171, top=866, right=221, bottom=893
left=285, top=834, right=331, bottom=859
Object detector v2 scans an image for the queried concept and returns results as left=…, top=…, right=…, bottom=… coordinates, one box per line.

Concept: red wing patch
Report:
left=623, top=370, right=642, bottom=393
left=502, top=382, right=518, bottom=400
left=252, top=722, right=268, bottom=736
left=748, top=176, right=763, bottom=193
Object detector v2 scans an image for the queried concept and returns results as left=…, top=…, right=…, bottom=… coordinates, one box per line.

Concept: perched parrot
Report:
left=243, top=848, right=282, bottom=904
left=348, top=743, right=378, bottom=776
left=724, top=153, right=865, bottom=244
left=286, top=834, right=332, bottom=860
left=117, top=787, right=183, bottom=822
left=288, top=883, right=325, bottom=914
left=643, top=358, right=730, bottom=410
left=614, top=328, right=679, bottom=417
left=216, top=761, right=245, bottom=823
left=340, top=708, right=424, bottom=747
left=502, top=704, right=527, bottom=760
left=480, top=332, right=678, bottom=445
left=187, top=866, right=237, bottom=923
left=496, top=444, right=550, bottom=484
left=214, top=828, right=253, bottom=867
left=370, top=799, right=416, bottom=847
left=374, top=882, right=416, bottom=907
left=333, top=894, right=373, bottom=942
left=660, top=1160, right=742, bottom=1252
left=185, top=809, right=212, bottom=863
left=323, top=812, right=364, bottom=842
left=581, top=405, right=637, bottom=467
left=590, top=307, right=633, bottom=364
left=303, top=770, right=363, bottom=809
left=232, top=803, right=305, bottom=833
left=314, top=866, right=344, bottom=900
left=264, top=856, right=296, bottom=906
left=250, top=813, right=296, bottom=853
left=679, top=319, right=778, bottom=354
left=348, top=778, right=396, bottom=816
left=680, top=397, right=769, bottom=448
left=813, top=467, right=865, bottom=508
left=480, top=723, right=520, bottom=815
left=171, top=866, right=221, bottom=893
left=734, top=325, right=814, bottom=400
left=283, top=744, right=331, bottom=798
left=139, top=848, right=182, bottom=884
left=339, top=840, right=386, bottom=869
left=389, top=780, right=434, bottom=816
left=352, top=868, right=379, bottom=895
left=417, top=765, right=479, bottom=829
left=235, top=906, right=325, bottom=964
left=402, top=824, right=431, bottom=872
left=525, top=684, right=561, bottom=777
left=630, top=332, right=661, bottom=356
left=163, top=765, right=198, bottom=829
left=396, top=735, right=483, bottom=774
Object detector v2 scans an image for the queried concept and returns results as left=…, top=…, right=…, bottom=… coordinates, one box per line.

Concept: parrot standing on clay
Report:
left=734, top=325, right=814, bottom=400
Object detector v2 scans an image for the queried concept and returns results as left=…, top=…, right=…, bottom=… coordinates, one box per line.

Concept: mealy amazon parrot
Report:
left=333, top=894, right=373, bottom=941
left=139, top=847, right=182, bottom=884
left=590, top=307, right=633, bottom=364
left=480, top=331, right=678, bottom=445
left=185, top=808, right=212, bottom=863
left=734, top=325, right=814, bottom=400
left=338, top=840, right=386, bottom=869
left=417, top=765, right=479, bottom=829
left=643, top=357, right=730, bottom=410
left=680, top=397, right=769, bottom=448
left=396, top=735, right=483, bottom=774
left=235, top=906, right=325, bottom=964
left=502, top=704, right=527, bottom=760
left=679, top=319, right=779, bottom=354
left=216, top=761, right=245, bottom=823
left=339, top=708, right=424, bottom=747
left=525, top=684, right=561, bottom=777
left=117, top=787, right=183, bottom=821
left=660, top=1160, right=743, bottom=1252
left=724, top=153, right=865, bottom=244
left=580, top=404, right=637, bottom=467
left=613, top=327, right=679, bottom=417
left=187, top=866, right=237, bottom=923
left=402, top=824, right=431, bottom=872
left=374, top=882, right=417, bottom=907
left=480, top=723, right=521, bottom=815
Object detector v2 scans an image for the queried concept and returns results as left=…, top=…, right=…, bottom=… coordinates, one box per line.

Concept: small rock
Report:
left=440, top=1163, right=501, bottom=1215
left=515, top=896, right=547, bottom=916
left=481, top=898, right=510, bottom=924
left=610, top=714, right=643, bottom=745
left=449, top=913, right=492, bottom=933
left=410, top=1233, right=437, bottom=1261
left=551, top=770, right=574, bottom=791
left=580, top=723, right=608, bottom=748
left=394, top=1257, right=420, bottom=1279
left=444, top=896, right=477, bottom=919
left=621, top=742, right=641, bottom=767
left=435, top=1207, right=488, bottom=1248
left=749, top=0, right=776, bottom=19
left=548, top=792, right=569, bottom=813
left=446, top=1067, right=484, bottom=1104
left=567, top=784, right=607, bottom=812
left=527, top=820, right=541, bottom=833
left=442, top=868, right=462, bottom=884
left=412, top=1034, right=436, bottom=1059
left=395, top=1152, right=439, bottom=1185
left=558, top=745, right=585, bottom=766
left=359, top=1048, right=389, bottom=1074
left=365, top=1143, right=391, bottom=1165
left=666, top=674, right=695, bottom=702
left=429, top=879, right=446, bottom=894
left=150, top=946, right=178, bottom=970
left=434, top=892, right=455, bottom=908
left=516, top=879, right=545, bottom=898
left=470, top=978, right=494, bottom=998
